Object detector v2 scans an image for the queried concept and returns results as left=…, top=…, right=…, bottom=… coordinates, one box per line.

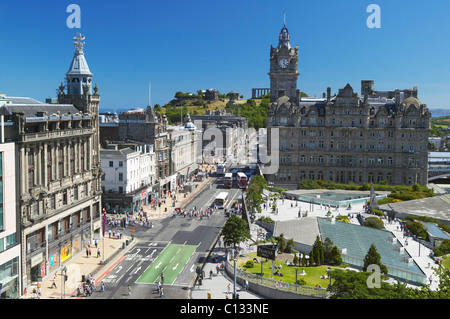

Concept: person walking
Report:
left=97, top=248, right=101, bottom=258
left=128, top=285, right=131, bottom=296
left=51, top=275, right=57, bottom=289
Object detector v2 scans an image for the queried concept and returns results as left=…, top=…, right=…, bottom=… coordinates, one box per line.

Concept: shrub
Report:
left=245, top=260, right=254, bottom=268
left=370, top=208, right=384, bottom=217
left=336, top=215, right=350, bottom=223
left=364, top=217, right=385, bottom=229
left=433, top=239, right=450, bottom=256
left=296, top=278, right=307, bottom=286
left=406, top=220, right=428, bottom=240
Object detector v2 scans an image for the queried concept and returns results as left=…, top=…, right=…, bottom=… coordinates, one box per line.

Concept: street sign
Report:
left=257, top=243, right=278, bottom=260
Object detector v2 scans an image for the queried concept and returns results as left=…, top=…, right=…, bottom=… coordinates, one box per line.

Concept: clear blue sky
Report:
left=1, top=0, right=449, bottom=110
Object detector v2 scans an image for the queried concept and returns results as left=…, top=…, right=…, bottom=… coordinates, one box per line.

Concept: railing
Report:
left=23, top=127, right=93, bottom=141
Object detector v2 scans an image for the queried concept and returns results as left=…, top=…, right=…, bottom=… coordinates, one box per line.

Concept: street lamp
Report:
left=233, top=250, right=237, bottom=299
left=417, top=236, right=423, bottom=257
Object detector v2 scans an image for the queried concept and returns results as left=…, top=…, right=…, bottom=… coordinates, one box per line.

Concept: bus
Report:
left=217, top=164, right=226, bottom=175
left=224, top=173, right=233, bottom=189
left=237, top=172, right=248, bottom=189
left=214, top=192, right=229, bottom=209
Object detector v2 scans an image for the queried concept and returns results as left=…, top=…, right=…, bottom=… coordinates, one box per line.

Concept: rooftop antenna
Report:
left=284, top=9, right=286, bottom=25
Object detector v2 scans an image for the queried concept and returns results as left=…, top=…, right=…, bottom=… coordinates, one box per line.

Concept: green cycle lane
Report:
left=136, top=243, right=197, bottom=285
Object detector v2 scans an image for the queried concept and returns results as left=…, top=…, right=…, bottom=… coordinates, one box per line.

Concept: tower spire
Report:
left=65, top=33, right=93, bottom=95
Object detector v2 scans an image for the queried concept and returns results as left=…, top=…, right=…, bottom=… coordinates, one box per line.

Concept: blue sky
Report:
left=1, top=0, right=450, bottom=110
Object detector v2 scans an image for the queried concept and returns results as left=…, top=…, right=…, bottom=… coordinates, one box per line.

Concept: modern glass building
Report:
left=318, top=217, right=427, bottom=285
left=0, top=141, right=21, bottom=298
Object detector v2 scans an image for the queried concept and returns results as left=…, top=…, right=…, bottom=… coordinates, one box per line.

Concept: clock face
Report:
left=279, top=59, right=289, bottom=68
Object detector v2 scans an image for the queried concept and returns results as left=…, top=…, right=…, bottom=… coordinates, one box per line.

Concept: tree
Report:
left=277, top=233, right=286, bottom=253
left=311, top=235, right=324, bottom=265
left=323, top=237, right=335, bottom=264
left=245, top=175, right=267, bottom=214
left=285, top=238, right=295, bottom=253
left=363, top=244, right=388, bottom=275
left=221, top=215, right=251, bottom=250
left=330, top=246, right=343, bottom=266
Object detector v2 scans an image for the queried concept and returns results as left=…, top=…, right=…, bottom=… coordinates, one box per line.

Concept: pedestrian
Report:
left=227, top=283, right=231, bottom=294
left=97, top=248, right=101, bottom=258
left=52, top=275, right=57, bottom=289
left=160, top=287, right=165, bottom=298
left=128, top=285, right=131, bottom=296
left=210, top=269, right=213, bottom=279
left=161, top=272, right=164, bottom=285
left=86, top=247, right=89, bottom=258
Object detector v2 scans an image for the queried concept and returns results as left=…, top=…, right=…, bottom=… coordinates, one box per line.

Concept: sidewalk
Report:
left=189, top=245, right=262, bottom=300
left=25, top=235, right=134, bottom=299
left=252, top=194, right=441, bottom=289
left=141, top=163, right=218, bottom=219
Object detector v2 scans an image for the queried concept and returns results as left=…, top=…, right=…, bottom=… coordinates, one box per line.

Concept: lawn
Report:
left=237, top=252, right=337, bottom=288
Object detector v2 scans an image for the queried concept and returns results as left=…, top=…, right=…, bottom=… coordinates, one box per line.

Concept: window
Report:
left=118, top=173, right=123, bottom=181
left=119, top=161, right=123, bottom=167
left=109, top=161, right=113, bottom=167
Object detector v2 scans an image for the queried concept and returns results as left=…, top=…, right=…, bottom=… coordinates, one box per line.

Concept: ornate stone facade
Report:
left=0, top=34, right=102, bottom=288
left=266, top=25, right=431, bottom=187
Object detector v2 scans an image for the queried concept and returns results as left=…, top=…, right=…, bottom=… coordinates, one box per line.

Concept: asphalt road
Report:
left=90, top=174, right=242, bottom=299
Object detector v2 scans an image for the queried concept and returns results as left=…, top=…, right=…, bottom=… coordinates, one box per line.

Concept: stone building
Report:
left=100, top=144, right=156, bottom=213
left=266, top=24, right=431, bottom=187
left=167, top=114, right=200, bottom=185
left=189, top=114, right=249, bottom=163
left=0, top=33, right=102, bottom=288
left=113, top=106, right=172, bottom=193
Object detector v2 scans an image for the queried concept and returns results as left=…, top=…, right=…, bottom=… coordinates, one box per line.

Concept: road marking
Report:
left=173, top=263, right=179, bottom=271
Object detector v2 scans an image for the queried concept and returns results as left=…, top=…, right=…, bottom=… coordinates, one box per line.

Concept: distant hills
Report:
left=99, top=107, right=450, bottom=119
left=430, top=109, right=450, bottom=118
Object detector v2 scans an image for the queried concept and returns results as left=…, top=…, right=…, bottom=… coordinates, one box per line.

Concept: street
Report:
left=90, top=172, right=243, bottom=299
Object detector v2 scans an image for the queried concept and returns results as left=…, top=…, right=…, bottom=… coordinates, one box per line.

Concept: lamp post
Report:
left=417, top=236, right=423, bottom=257
left=233, top=249, right=237, bottom=299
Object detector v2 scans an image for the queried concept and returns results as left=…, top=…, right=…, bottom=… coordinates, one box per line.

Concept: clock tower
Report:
left=269, top=23, right=299, bottom=103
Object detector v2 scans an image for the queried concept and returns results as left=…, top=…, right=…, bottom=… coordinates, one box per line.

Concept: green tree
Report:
left=221, top=215, right=251, bottom=250
left=277, top=233, right=286, bottom=253
left=245, top=175, right=267, bottom=214
left=330, top=246, right=343, bottom=266
left=323, top=237, right=334, bottom=264
left=285, top=238, right=295, bottom=253
left=311, top=235, right=324, bottom=265
left=363, top=244, right=388, bottom=275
